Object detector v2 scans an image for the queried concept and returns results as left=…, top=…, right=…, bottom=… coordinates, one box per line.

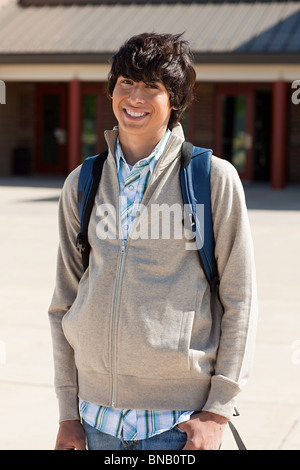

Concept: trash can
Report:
left=12, top=148, right=31, bottom=175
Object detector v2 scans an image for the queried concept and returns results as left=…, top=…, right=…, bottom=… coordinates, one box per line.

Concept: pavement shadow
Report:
left=0, top=175, right=65, bottom=189
left=244, top=183, right=300, bottom=211
left=1, top=176, right=299, bottom=211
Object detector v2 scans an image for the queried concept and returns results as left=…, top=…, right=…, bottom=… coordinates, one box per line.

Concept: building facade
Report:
left=0, top=0, right=300, bottom=188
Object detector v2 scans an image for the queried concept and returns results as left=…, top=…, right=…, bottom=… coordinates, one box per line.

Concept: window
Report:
left=81, top=94, right=97, bottom=159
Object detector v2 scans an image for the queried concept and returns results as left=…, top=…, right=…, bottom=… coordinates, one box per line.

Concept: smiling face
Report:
left=112, top=76, right=174, bottom=146
left=108, top=34, right=196, bottom=131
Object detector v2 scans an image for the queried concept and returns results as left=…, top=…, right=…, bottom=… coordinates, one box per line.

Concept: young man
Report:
left=49, top=33, right=257, bottom=450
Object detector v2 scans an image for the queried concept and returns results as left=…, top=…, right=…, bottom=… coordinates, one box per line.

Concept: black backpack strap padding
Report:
left=180, top=141, right=193, bottom=170
left=76, top=150, right=108, bottom=271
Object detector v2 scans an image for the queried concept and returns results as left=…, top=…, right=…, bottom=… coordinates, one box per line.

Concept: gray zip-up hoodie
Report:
left=49, top=124, right=257, bottom=423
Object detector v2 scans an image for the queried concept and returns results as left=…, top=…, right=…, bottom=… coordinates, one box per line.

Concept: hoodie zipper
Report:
left=111, top=238, right=127, bottom=407
left=109, top=133, right=177, bottom=406
left=109, top=151, right=126, bottom=408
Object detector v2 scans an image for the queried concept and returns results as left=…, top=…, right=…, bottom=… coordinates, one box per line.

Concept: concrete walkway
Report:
left=0, top=176, right=299, bottom=450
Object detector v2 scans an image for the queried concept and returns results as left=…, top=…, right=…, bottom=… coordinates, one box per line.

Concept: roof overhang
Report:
left=1, top=60, right=300, bottom=83
left=1, top=2, right=300, bottom=58
left=1, top=1, right=300, bottom=82
left=1, top=51, right=300, bottom=65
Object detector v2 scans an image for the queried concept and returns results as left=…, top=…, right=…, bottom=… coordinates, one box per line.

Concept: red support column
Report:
left=68, top=80, right=82, bottom=173
left=271, top=81, right=288, bottom=189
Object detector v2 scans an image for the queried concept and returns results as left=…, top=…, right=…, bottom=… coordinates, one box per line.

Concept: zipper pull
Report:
left=121, top=239, right=127, bottom=253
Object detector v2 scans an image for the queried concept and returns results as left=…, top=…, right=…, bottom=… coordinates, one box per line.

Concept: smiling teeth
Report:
left=126, top=109, right=147, bottom=117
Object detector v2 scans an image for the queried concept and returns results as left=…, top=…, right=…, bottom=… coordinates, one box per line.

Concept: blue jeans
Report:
left=83, top=420, right=187, bottom=450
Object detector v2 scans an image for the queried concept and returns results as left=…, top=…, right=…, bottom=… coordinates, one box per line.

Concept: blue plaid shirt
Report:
left=79, top=130, right=193, bottom=440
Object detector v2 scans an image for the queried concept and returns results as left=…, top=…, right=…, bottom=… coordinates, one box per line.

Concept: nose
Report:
left=128, top=83, right=146, bottom=103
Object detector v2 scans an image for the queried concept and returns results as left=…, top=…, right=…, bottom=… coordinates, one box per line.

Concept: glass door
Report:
left=36, top=85, right=67, bottom=173
left=81, top=93, right=98, bottom=159
left=216, top=86, right=254, bottom=180
left=81, top=84, right=105, bottom=161
left=254, top=91, right=272, bottom=181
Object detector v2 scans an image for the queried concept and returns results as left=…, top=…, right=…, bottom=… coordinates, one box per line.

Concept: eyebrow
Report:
left=119, top=75, right=162, bottom=85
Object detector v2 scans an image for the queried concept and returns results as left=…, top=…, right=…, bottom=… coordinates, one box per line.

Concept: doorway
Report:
left=36, top=84, right=67, bottom=173
left=216, top=84, right=272, bottom=181
left=254, top=91, right=272, bottom=181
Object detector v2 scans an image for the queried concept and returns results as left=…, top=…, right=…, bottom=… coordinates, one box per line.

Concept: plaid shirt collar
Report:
left=114, top=129, right=171, bottom=173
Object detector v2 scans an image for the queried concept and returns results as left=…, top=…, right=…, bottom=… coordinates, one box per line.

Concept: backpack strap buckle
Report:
left=76, top=232, right=85, bottom=254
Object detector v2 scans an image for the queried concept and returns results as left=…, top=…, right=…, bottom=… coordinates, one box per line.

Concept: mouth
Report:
left=124, top=108, right=149, bottom=120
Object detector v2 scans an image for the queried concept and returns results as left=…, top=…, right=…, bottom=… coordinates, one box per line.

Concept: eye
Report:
left=145, top=82, right=159, bottom=89
left=118, top=77, right=134, bottom=86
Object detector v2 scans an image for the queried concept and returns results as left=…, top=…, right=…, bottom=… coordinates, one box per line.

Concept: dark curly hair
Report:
left=108, top=33, right=196, bottom=128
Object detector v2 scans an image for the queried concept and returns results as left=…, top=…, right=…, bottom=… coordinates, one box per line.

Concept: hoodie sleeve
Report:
left=202, top=156, right=258, bottom=420
left=48, top=166, right=84, bottom=422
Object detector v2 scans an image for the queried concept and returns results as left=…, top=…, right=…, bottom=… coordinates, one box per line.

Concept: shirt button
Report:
left=128, top=185, right=134, bottom=191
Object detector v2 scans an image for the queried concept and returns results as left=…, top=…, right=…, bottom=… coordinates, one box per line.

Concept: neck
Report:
left=118, top=128, right=167, bottom=166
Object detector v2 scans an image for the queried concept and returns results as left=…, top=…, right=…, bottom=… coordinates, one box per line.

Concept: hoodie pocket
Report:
left=118, top=308, right=195, bottom=378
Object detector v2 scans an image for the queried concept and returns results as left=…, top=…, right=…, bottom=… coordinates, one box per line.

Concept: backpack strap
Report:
left=181, top=144, right=247, bottom=449
left=180, top=142, right=219, bottom=292
left=228, top=421, right=247, bottom=450
left=76, top=150, right=108, bottom=271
